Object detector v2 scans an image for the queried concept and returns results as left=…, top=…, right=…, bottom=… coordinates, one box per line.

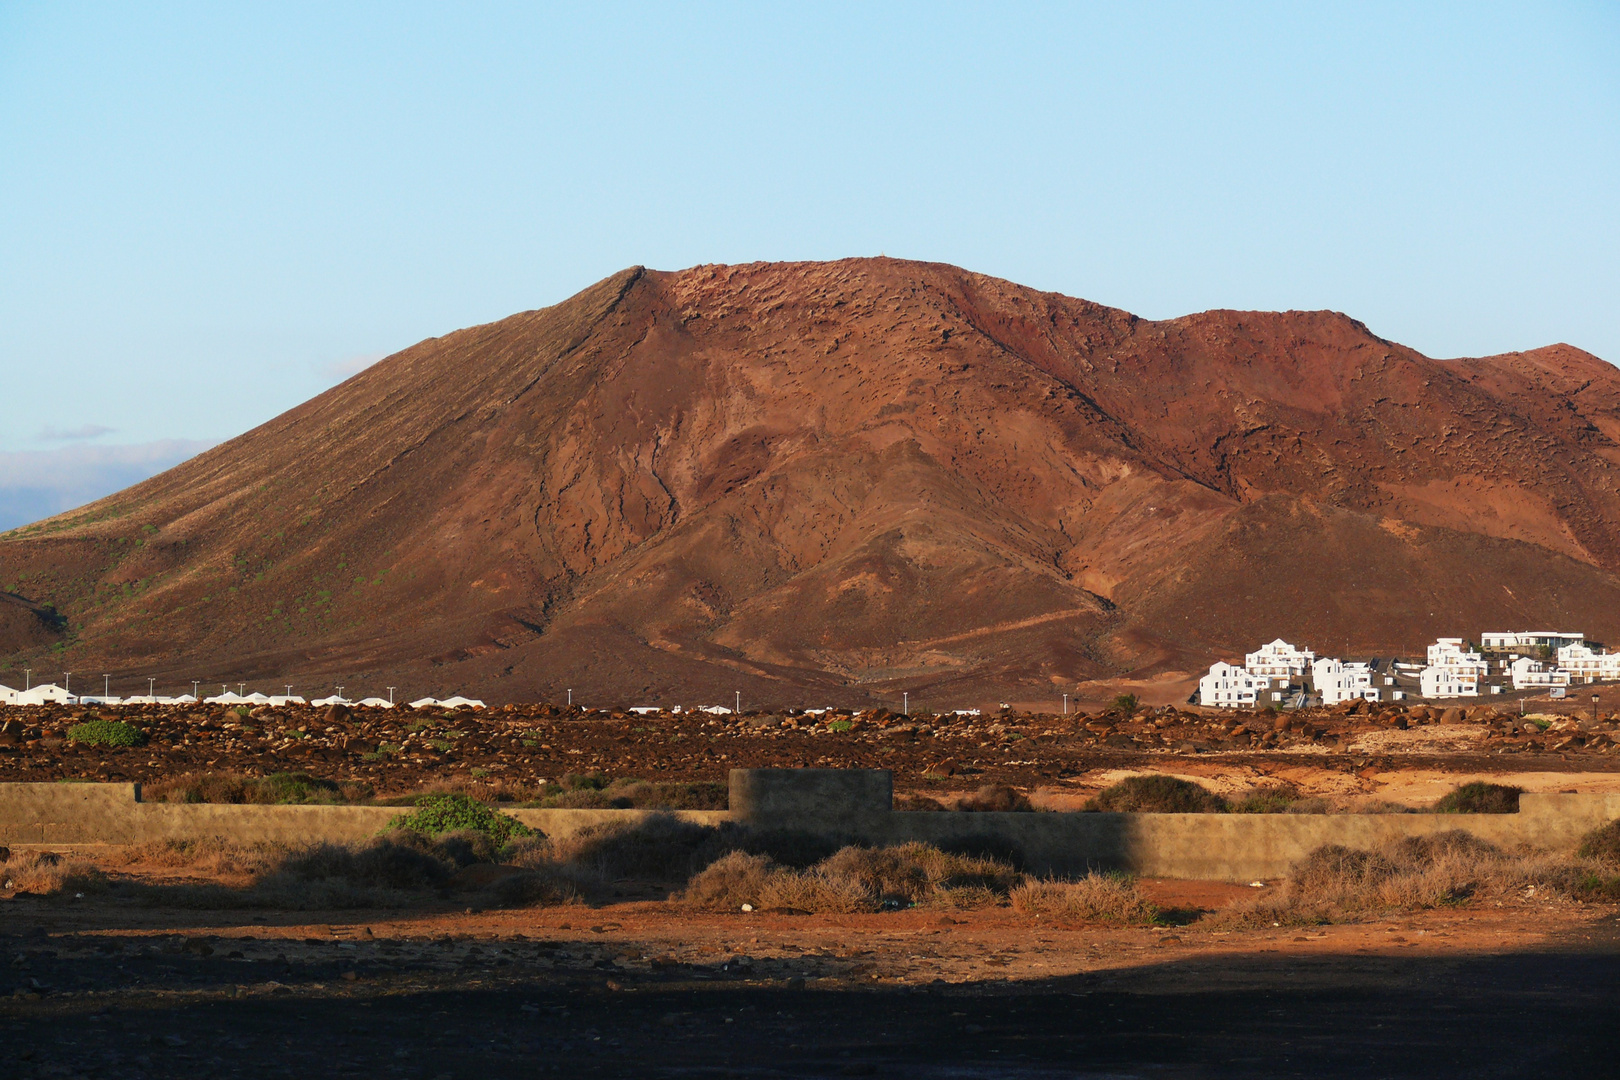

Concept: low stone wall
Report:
left=0, top=783, right=728, bottom=848
left=2, top=772, right=1616, bottom=882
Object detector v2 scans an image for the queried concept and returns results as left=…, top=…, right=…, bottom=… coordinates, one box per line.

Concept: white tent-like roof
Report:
left=15, top=683, right=76, bottom=706
left=354, top=697, right=395, bottom=708
left=311, top=695, right=353, bottom=707
left=438, top=696, right=485, bottom=709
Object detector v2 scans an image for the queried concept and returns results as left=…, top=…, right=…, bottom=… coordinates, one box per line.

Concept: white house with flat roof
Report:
left=1511, top=655, right=1573, bottom=692
left=1420, top=638, right=1491, bottom=698
left=1199, top=661, right=1265, bottom=707
left=1555, top=643, right=1620, bottom=683
left=1481, top=631, right=1585, bottom=653
left=1312, top=657, right=1378, bottom=704
left=1244, top=639, right=1317, bottom=679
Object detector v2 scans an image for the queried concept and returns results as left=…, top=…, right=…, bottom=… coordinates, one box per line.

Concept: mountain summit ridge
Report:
left=4, top=258, right=1618, bottom=705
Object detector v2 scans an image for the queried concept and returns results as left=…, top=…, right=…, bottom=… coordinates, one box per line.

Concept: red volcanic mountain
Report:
left=4, top=259, right=1620, bottom=708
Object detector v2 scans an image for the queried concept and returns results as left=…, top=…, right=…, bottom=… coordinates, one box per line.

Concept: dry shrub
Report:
left=679, top=842, right=1021, bottom=913
left=1349, top=799, right=1418, bottom=814
left=1230, top=784, right=1301, bottom=814
left=0, top=850, right=108, bottom=896
left=549, top=814, right=726, bottom=881
left=1213, top=829, right=1603, bottom=927
left=957, top=785, right=1033, bottom=812
left=682, top=851, right=778, bottom=910
left=894, top=793, right=947, bottom=811
left=1435, top=782, right=1522, bottom=814
left=540, top=778, right=728, bottom=810
left=1009, top=876, right=1157, bottom=924
left=143, top=771, right=368, bottom=806
left=1577, top=819, right=1620, bottom=863
left=121, top=838, right=287, bottom=877
left=480, top=866, right=583, bottom=908
left=1086, top=775, right=1226, bottom=813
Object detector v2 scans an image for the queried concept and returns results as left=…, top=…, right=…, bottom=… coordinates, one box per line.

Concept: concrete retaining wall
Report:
left=2, top=772, right=1617, bottom=881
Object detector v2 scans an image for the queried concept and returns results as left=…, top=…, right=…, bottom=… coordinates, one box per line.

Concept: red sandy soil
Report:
left=6, top=259, right=1620, bottom=709
left=4, top=850, right=1618, bottom=1078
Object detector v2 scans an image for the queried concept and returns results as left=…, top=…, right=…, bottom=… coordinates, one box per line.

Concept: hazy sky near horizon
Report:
left=2, top=2, right=1618, bottom=526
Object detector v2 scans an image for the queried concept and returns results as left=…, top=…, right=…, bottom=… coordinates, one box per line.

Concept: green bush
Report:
left=1434, top=781, right=1521, bottom=814
left=1109, top=694, right=1140, bottom=714
left=386, top=794, right=532, bottom=846
left=66, top=720, right=145, bottom=748
left=827, top=719, right=854, bottom=733
left=1086, top=774, right=1226, bottom=813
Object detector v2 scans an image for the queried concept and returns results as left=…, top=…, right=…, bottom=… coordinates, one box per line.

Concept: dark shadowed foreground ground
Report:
left=5, top=900, right=1619, bottom=1079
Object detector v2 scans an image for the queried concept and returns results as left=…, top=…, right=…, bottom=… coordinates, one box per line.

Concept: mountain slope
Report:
left=4, top=258, right=1619, bottom=707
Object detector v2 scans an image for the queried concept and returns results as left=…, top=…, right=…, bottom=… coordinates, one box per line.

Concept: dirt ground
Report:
left=3, top=861, right=1619, bottom=1079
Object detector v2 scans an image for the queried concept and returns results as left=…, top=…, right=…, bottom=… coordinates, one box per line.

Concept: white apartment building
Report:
left=1556, top=643, right=1620, bottom=683
left=1481, top=631, right=1585, bottom=653
left=1511, top=655, right=1573, bottom=692
left=1244, top=639, right=1317, bottom=679
left=1420, top=665, right=1481, bottom=698
left=1312, top=657, right=1378, bottom=704
left=1199, top=661, right=1265, bottom=707
left=1420, top=638, right=1491, bottom=698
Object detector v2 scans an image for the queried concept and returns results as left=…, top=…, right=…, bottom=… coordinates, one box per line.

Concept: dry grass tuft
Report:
left=956, top=785, right=1034, bottom=812
left=0, top=849, right=108, bottom=896
left=679, top=842, right=1021, bottom=913
left=1211, top=828, right=1614, bottom=927
left=1009, top=875, right=1158, bottom=924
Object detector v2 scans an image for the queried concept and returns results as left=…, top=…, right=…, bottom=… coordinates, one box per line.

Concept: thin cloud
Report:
left=321, top=353, right=384, bottom=384
left=0, top=439, right=219, bottom=532
left=36, top=424, right=116, bottom=442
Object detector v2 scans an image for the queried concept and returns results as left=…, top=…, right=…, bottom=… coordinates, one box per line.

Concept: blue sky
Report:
left=1, top=2, right=1617, bottom=529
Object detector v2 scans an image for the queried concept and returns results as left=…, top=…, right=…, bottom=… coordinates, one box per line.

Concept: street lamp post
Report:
left=148, top=678, right=156, bottom=698
left=23, top=669, right=30, bottom=690
left=191, top=681, right=199, bottom=701
left=103, top=674, right=110, bottom=698
left=1594, top=693, right=1601, bottom=726
left=903, top=692, right=909, bottom=716
left=567, top=689, right=572, bottom=707
left=387, top=686, right=395, bottom=705
left=735, top=690, right=741, bottom=715
left=64, top=672, right=71, bottom=696
left=1062, top=693, right=1068, bottom=716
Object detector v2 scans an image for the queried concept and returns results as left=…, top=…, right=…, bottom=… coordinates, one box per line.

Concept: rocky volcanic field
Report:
left=5, top=697, right=1620, bottom=800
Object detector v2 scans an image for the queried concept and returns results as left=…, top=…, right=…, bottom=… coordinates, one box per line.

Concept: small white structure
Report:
left=1511, top=656, right=1573, bottom=692
left=1556, top=643, right=1620, bottom=683
left=354, top=696, right=395, bottom=708
left=311, top=695, right=354, bottom=707
left=408, top=696, right=485, bottom=710
left=1199, top=661, right=1264, bottom=707
left=77, top=695, right=123, bottom=706
left=1481, top=631, right=1584, bottom=653
left=14, top=683, right=76, bottom=706
left=267, top=695, right=305, bottom=707
left=698, top=705, right=734, bottom=715
left=204, top=691, right=247, bottom=705
left=1244, top=639, right=1317, bottom=679
left=629, top=706, right=661, bottom=715
left=1312, top=657, right=1377, bottom=704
